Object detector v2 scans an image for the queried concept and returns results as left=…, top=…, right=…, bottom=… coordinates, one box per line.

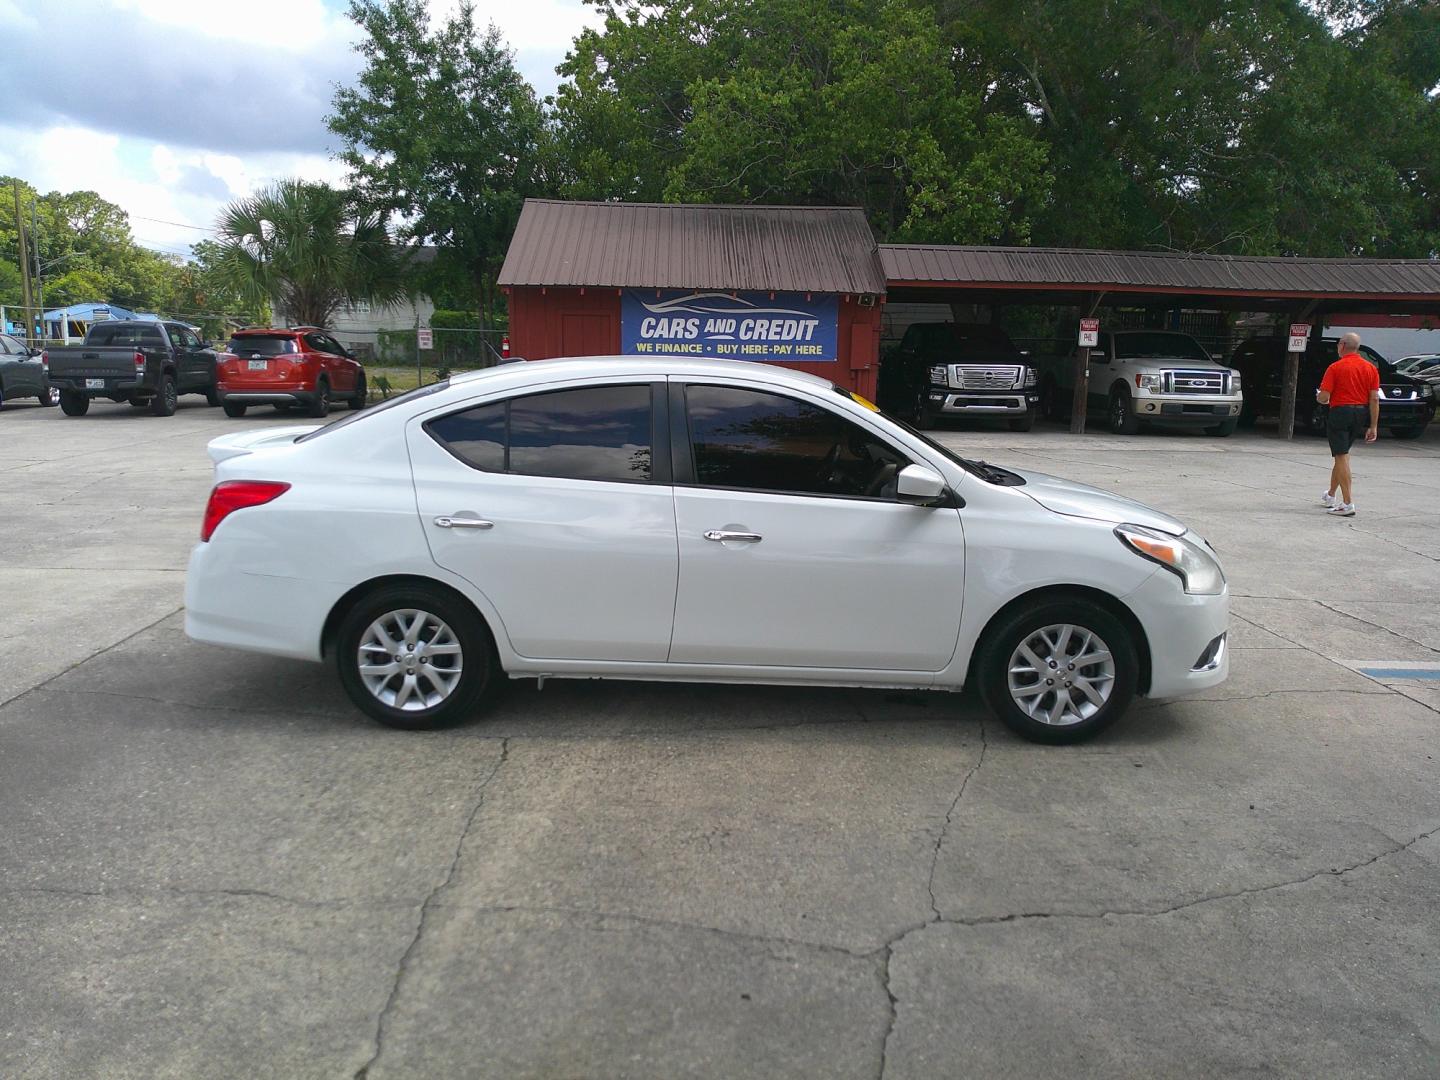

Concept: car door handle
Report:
left=704, top=530, right=762, bottom=543
left=434, top=516, right=494, bottom=530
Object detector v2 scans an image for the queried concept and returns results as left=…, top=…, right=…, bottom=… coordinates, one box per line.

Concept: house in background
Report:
left=270, top=246, right=439, bottom=360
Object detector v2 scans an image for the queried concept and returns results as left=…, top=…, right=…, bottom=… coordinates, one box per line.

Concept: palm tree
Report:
left=214, top=179, right=408, bottom=327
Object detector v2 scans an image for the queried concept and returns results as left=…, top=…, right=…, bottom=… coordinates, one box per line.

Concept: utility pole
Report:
left=13, top=180, right=35, bottom=345
left=30, top=199, right=43, bottom=338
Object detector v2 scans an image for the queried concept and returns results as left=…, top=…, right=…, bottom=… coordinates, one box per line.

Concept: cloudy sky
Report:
left=0, top=0, right=601, bottom=256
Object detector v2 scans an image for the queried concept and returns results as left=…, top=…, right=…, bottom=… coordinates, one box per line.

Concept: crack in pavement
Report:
left=1312, top=598, right=1440, bottom=657
left=878, top=718, right=988, bottom=1078
left=0, top=604, right=185, bottom=714
left=1336, top=522, right=1440, bottom=564
left=3, top=884, right=398, bottom=909
left=354, top=738, right=511, bottom=1080
left=942, top=821, right=1440, bottom=927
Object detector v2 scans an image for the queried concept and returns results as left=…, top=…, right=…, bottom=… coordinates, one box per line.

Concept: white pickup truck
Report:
left=1038, top=330, right=1244, bottom=436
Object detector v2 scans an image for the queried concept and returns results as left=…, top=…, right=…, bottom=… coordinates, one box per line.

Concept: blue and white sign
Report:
left=622, top=290, right=839, bottom=363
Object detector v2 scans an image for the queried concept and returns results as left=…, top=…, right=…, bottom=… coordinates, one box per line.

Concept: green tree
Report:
left=329, top=0, right=547, bottom=328
left=213, top=179, right=408, bottom=328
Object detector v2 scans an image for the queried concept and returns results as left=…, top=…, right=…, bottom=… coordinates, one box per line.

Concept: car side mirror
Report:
left=897, top=463, right=947, bottom=505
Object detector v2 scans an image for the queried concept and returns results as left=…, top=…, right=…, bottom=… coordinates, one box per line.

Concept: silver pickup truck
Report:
left=45, top=320, right=221, bottom=416
left=1038, top=330, right=1244, bottom=436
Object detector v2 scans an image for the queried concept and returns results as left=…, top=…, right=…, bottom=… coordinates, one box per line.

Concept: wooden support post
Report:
left=1277, top=305, right=1317, bottom=441
left=1070, top=346, right=1091, bottom=434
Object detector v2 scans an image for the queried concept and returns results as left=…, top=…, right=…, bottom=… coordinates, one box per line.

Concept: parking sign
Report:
left=417, top=327, right=434, bottom=350
left=1287, top=324, right=1309, bottom=353
left=1078, top=318, right=1099, bottom=348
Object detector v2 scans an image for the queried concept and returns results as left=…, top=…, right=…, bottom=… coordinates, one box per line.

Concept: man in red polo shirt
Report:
left=1317, top=332, right=1379, bottom=517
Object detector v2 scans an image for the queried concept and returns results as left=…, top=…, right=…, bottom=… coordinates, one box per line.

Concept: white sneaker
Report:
left=1321, top=491, right=1336, bottom=507
left=1327, top=503, right=1355, bottom=517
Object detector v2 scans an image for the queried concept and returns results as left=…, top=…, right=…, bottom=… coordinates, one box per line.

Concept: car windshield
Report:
left=949, top=325, right=1022, bottom=362
left=229, top=335, right=297, bottom=356
left=1113, top=333, right=1210, bottom=362
left=296, top=379, right=452, bottom=443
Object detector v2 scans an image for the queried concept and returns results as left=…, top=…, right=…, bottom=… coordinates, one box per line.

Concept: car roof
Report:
left=232, top=327, right=300, bottom=337
left=460, top=355, right=838, bottom=390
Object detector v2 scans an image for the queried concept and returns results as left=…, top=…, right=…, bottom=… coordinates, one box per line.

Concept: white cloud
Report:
left=0, top=0, right=599, bottom=261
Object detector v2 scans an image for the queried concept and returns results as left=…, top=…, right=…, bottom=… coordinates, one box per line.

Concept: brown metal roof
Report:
left=499, top=200, right=887, bottom=295
left=880, top=245, right=1440, bottom=299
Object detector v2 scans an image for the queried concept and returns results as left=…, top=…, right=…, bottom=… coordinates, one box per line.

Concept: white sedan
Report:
left=185, top=357, right=1229, bottom=743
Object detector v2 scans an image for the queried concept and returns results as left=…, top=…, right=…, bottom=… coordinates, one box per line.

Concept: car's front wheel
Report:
left=1108, top=390, right=1140, bottom=435
left=976, top=597, right=1138, bottom=744
left=59, top=390, right=89, bottom=416
left=1390, top=425, right=1427, bottom=440
left=335, top=584, right=500, bottom=730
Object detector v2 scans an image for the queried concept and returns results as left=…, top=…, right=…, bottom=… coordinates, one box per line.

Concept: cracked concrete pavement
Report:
left=2, top=399, right=1439, bottom=1078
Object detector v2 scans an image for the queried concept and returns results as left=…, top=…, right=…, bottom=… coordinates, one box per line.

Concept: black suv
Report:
left=1230, top=337, right=1434, bottom=439
left=877, top=322, right=1039, bottom=431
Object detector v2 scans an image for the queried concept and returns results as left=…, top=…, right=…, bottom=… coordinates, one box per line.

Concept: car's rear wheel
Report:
left=59, top=391, right=89, bottom=416
left=150, top=375, right=177, bottom=416
left=222, top=401, right=247, bottom=418
left=976, top=598, right=1138, bottom=744
left=349, top=374, right=367, bottom=410
left=205, top=386, right=221, bottom=407
left=308, top=379, right=330, bottom=418
left=336, top=584, right=499, bottom=730
left=39, top=383, right=58, bottom=407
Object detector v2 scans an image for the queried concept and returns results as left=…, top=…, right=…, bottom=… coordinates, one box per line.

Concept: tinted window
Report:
left=429, top=402, right=505, bottom=471
left=86, top=325, right=116, bottom=346
left=0, top=335, right=15, bottom=354
left=685, top=385, right=908, bottom=499
left=230, top=335, right=297, bottom=357
left=305, top=332, right=337, bottom=354
left=950, top=324, right=1021, bottom=360
left=1113, top=333, right=1210, bottom=362
left=101, top=324, right=164, bottom=347
left=429, top=385, right=653, bottom=483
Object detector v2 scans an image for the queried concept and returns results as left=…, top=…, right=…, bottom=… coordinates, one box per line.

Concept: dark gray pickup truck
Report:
left=46, top=320, right=221, bottom=416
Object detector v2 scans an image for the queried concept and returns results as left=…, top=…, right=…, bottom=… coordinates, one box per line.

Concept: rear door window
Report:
left=428, top=384, right=654, bottom=483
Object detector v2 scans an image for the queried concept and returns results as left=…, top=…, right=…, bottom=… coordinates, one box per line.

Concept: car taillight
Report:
left=501, top=335, right=510, bottom=358
left=134, top=350, right=146, bottom=376
left=40, top=350, right=48, bottom=375
left=201, top=480, right=291, bottom=542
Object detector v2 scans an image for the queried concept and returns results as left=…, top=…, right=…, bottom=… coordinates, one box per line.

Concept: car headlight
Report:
left=1230, top=372, right=1242, bottom=390
left=1023, top=367, right=1037, bottom=388
left=1420, top=384, right=1433, bottom=399
left=1135, top=373, right=1163, bottom=391
left=929, top=365, right=947, bottom=384
left=1115, top=524, right=1225, bottom=595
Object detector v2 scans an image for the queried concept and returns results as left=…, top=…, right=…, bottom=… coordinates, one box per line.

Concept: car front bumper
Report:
left=926, top=387, right=1039, bottom=415
left=1123, top=567, right=1230, bottom=699
left=1131, top=393, right=1243, bottom=424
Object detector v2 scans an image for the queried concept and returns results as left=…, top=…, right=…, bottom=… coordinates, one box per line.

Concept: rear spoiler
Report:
left=206, top=425, right=319, bottom=465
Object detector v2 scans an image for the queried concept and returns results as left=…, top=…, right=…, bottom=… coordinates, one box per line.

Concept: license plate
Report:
left=85, top=378, right=105, bottom=389
left=248, top=360, right=269, bottom=371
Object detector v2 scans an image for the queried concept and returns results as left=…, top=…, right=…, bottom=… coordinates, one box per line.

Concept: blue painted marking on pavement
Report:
left=1357, top=667, right=1440, bottom=681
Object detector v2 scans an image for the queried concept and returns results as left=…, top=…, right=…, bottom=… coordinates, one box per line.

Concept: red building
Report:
left=498, top=200, right=888, bottom=400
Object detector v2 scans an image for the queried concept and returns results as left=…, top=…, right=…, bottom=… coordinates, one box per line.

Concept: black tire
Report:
left=222, top=401, right=248, bottom=418
left=1390, top=426, right=1426, bottom=440
left=59, top=391, right=90, bottom=416
left=349, top=374, right=367, bottom=410
left=205, top=385, right=221, bottom=407
left=1008, top=413, right=1035, bottom=433
left=1039, top=378, right=1065, bottom=422
left=335, top=583, right=500, bottom=730
left=976, top=597, right=1139, bottom=744
left=38, top=383, right=58, bottom=407
left=307, top=379, right=331, bottom=419
left=150, top=375, right=177, bottom=416
left=1108, top=389, right=1139, bottom=435
left=914, top=390, right=935, bottom=430
left=1205, top=419, right=1238, bottom=436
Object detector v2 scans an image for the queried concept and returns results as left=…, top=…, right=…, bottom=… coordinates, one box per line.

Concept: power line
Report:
left=132, top=214, right=220, bottom=233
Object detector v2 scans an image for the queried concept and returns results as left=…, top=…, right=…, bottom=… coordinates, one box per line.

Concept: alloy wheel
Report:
left=1006, top=623, right=1116, bottom=726
left=356, top=608, right=464, bottom=712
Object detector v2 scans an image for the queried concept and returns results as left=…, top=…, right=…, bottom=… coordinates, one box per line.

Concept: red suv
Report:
left=217, top=327, right=367, bottom=418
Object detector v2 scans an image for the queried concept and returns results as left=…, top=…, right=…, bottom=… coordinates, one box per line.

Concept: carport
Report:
left=879, top=245, right=1440, bottom=436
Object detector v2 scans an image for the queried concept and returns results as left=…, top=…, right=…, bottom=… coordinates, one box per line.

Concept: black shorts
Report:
left=1327, top=404, right=1369, bottom=456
